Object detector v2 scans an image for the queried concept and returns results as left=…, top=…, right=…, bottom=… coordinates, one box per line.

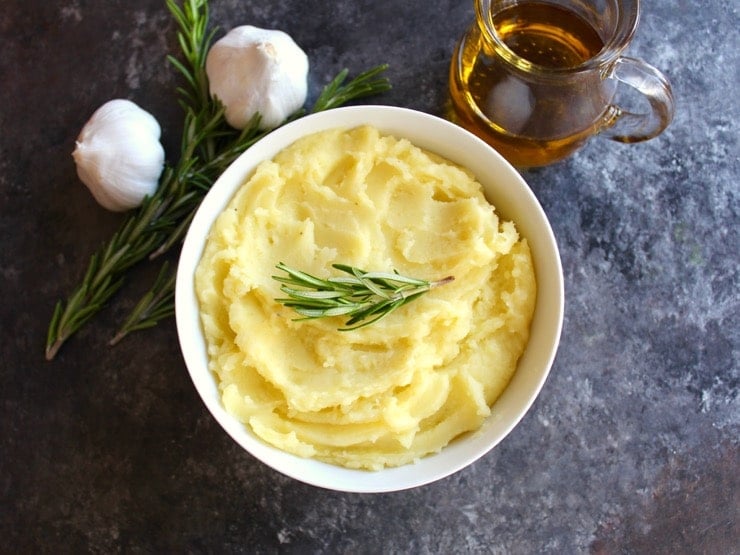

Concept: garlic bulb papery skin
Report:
left=72, top=99, right=165, bottom=212
left=206, top=25, right=309, bottom=130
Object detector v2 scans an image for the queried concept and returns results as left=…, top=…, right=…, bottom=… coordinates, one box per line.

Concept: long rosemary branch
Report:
left=45, top=0, right=390, bottom=359
left=45, top=0, right=219, bottom=360
left=273, top=262, right=454, bottom=331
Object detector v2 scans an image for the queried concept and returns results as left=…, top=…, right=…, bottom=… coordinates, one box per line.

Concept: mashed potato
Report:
left=195, top=125, right=536, bottom=470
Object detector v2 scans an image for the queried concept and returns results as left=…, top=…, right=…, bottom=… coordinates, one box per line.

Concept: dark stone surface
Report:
left=1, top=0, right=737, bottom=552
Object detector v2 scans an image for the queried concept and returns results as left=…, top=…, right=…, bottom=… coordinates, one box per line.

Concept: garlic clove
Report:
left=72, top=99, right=165, bottom=212
left=206, top=25, right=309, bottom=130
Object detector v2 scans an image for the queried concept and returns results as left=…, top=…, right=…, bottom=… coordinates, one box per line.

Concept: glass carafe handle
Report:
left=601, top=57, right=675, bottom=142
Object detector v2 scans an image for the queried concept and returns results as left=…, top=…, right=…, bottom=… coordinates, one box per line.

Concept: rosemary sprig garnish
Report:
left=45, top=0, right=391, bottom=359
left=273, top=262, right=454, bottom=331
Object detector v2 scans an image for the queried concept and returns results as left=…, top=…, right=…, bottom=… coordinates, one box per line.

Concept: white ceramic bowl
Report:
left=176, top=105, right=564, bottom=493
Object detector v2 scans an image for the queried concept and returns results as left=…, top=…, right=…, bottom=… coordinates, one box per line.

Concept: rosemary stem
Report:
left=45, top=0, right=391, bottom=358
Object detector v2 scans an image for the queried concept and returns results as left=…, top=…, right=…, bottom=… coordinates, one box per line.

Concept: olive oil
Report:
left=494, top=2, right=603, bottom=69
left=449, top=2, right=610, bottom=167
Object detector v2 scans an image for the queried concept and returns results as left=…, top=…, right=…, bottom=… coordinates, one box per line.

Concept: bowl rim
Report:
left=175, top=105, right=564, bottom=493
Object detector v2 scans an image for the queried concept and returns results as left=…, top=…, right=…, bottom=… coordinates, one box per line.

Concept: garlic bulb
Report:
left=72, top=99, right=165, bottom=212
left=206, top=25, right=309, bottom=130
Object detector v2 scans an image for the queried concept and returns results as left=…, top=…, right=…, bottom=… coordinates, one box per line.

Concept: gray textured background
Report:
left=1, top=0, right=737, bottom=552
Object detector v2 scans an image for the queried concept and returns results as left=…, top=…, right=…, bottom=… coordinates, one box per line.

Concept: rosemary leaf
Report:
left=109, top=262, right=176, bottom=345
left=312, top=65, right=392, bottom=112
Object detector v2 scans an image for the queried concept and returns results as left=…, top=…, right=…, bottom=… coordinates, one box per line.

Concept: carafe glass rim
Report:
left=474, top=0, right=641, bottom=76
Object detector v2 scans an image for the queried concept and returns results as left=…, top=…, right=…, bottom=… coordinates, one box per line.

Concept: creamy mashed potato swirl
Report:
left=195, top=125, right=536, bottom=470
